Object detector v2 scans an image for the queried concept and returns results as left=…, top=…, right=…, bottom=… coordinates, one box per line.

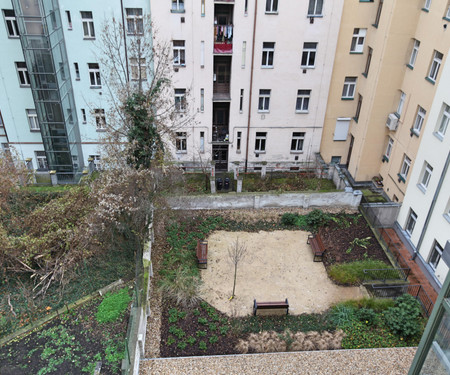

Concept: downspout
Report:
left=413, top=151, right=450, bottom=259
left=120, top=0, right=130, bottom=83
left=244, top=0, right=258, bottom=172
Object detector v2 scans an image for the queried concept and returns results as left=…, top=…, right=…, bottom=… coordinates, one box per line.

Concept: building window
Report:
left=199, top=131, right=205, bottom=153
left=412, top=106, right=426, bottom=135
left=176, top=132, right=187, bottom=152
left=363, top=47, right=373, bottom=76
left=174, top=89, right=186, bottom=111
left=173, top=40, right=186, bottom=66
left=408, top=39, right=420, bottom=68
left=258, top=89, right=271, bottom=112
left=172, top=0, right=184, bottom=12
left=239, top=89, right=244, bottom=112
left=428, top=241, right=443, bottom=271
left=245, top=0, right=248, bottom=15
left=445, top=3, right=450, bottom=19
left=342, top=77, right=357, bottom=99
left=405, top=209, right=417, bottom=236
left=81, top=11, right=95, bottom=39
left=237, top=131, right=242, bottom=152
left=308, top=0, right=323, bottom=16
left=385, top=137, right=393, bottom=160
left=199, top=88, right=204, bottom=112
left=291, top=132, right=305, bottom=152
left=66, top=108, right=73, bottom=124
left=373, top=0, right=383, bottom=26
left=201, top=0, right=206, bottom=16
left=419, top=162, right=433, bottom=191
left=265, top=0, right=278, bottom=13
left=428, top=50, right=443, bottom=82
left=66, top=10, right=72, bottom=29
left=126, top=8, right=143, bottom=35
left=423, top=0, right=432, bottom=11
left=296, top=90, right=311, bottom=113
left=330, top=156, right=341, bottom=165
left=3, top=9, right=19, bottom=37
left=35, top=151, right=48, bottom=171
left=355, top=94, right=363, bottom=122
left=301, top=42, right=317, bottom=68
left=400, top=155, right=411, bottom=180
left=201, top=41, right=205, bottom=68
left=350, top=28, right=367, bottom=53
left=89, top=155, right=101, bottom=170
left=81, top=108, right=86, bottom=123
left=255, top=132, right=267, bottom=152
left=88, top=63, right=101, bottom=87
left=74, top=63, right=80, bottom=80
left=261, top=42, right=275, bottom=68
left=242, top=41, right=247, bottom=68
left=94, top=109, right=106, bottom=130
left=15, top=62, right=30, bottom=87
left=27, top=109, right=39, bottom=131
left=130, top=58, right=147, bottom=80
left=396, top=91, right=406, bottom=117
left=437, top=104, right=450, bottom=137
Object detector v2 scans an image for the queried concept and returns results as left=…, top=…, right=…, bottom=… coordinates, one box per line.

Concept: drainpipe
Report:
left=120, top=0, right=130, bottom=83
left=413, top=151, right=450, bottom=259
left=244, top=0, right=258, bottom=172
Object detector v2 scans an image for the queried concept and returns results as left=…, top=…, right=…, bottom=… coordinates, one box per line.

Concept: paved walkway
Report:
left=140, top=347, right=417, bottom=375
left=381, top=228, right=438, bottom=304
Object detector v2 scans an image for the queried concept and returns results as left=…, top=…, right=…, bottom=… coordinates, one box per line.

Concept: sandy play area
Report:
left=200, top=230, right=365, bottom=317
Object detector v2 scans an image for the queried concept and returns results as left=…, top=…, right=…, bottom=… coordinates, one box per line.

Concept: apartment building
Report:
left=151, top=0, right=344, bottom=171
left=320, top=0, right=450, bottom=203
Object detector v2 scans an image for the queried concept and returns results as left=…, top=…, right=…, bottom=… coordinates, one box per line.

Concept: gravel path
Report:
left=140, top=347, right=417, bottom=375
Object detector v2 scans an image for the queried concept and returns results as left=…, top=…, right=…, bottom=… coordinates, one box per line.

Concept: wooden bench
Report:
left=196, top=240, right=208, bottom=269
left=307, top=230, right=326, bottom=262
left=253, top=299, right=289, bottom=316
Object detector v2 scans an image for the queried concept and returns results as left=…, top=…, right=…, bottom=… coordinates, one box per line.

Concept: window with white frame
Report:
left=342, top=77, right=357, bottom=99
left=125, top=8, right=143, bottom=35
left=363, top=47, right=373, bottom=76
left=413, top=106, right=426, bottom=134
left=94, top=109, right=106, bottom=130
left=261, top=42, right=275, bottom=68
left=429, top=241, right=443, bottom=271
left=81, top=11, right=95, bottom=39
left=409, top=39, right=420, bottom=67
left=3, top=9, right=19, bottom=37
left=15, top=62, right=30, bottom=86
left=173, top=40, right=186, bottom=66
left=437, top=104, right=450, bottom=137
left=307, top=0, right=323, bottom=16
left=27, top=109, right=39, bottom=130
left=423, top=0, right=432, bottom=11
left=130, top=57, right=147, bottom=80
left=291, top=132, right=305, bottom=152
left=373, top=0, right=383, bottom=26
left=428, top=50, right=443, bottom=82
left=385, top=137, right=393, bottom=159
left=237, top=131, right=242, bottom=152
left=176, top=132, right=187, bottom=152
left=258, top=89, right=271, bottom=112
left=350, top=28, right=367, bottom=53
left=89, top=154, right=101, bottom=170
left=400, top=155, right=411, bottom=180
left=174, top=89, right=186, bottom=111
left=333, top=118, right=351, bottom=141
left=172, top=0, right=184, bottom=11
left=419, top=162, right=433, bottom=191
left=397, top=91, right=406, bottom=117
left=405, top=209, right=417, bottom=236
left=445, top=3, right=450, bottom=19
left=301, top=42, right=317, bottom=68
left=255, top=132, right=267, bottom=152
left=296, top=90, right=311, bottom=113
left=88, top=63, right=101, bottom=87
left=66, top=11, right=72, bottom=29
left=35, top=151, right=48, bottom=170
left=265, top=0, right=278, bottom=13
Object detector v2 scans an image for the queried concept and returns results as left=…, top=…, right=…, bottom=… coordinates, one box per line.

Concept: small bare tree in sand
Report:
left=228, top=238, right=248, bottom=300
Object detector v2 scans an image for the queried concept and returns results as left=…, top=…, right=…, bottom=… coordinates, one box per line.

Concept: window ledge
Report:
left=382, top=155, right=389, bottom=163
left=443, top=17, right=450, bottom=22
left=295, top=110, right=309, bottom=114
left=410, top=128, right=420, bottom=137
left=341, top=97, right=354, bottom=101
left=444, top=213, right=450, bottom=224
left=171, top=9, right=185, bottom=13
left=75, top=78, right=80, bottom=81
left=350, top=51, right=364, bottom=55
left=359, top=0, right=374, bottom=2
left=176, top=151, right=187, bottom=154
left=425, top=76, right=436, bottom=85
left=307, top=14, right=323, bottom=18
left=397, top=173, right=406, bottom=183
left=394, top=112, right=401, bottom=118
left=173, top=64, right=186, bottom=68
left=300, top=66, right=315, bottom=69
left=371, top=23, right=378, bottom=28
left=30, top=129, right=41, bottom=132
left=258, top=110, right=270, bottom=114
left=406, top=64, right=414, bottom=70
left=421, top=8, right=430, bottom=12
left=90, top=86, right=102, bottom=89
left=261, top=66, right=274, bottom=69
left=417, top=183, right=427, bottom=194
left=290, top=151, right=304, bottom=154
left=20, top=85, right=31, bottom=88
left=361, top=72, right=368, bottom=78
left=8, top=35, right=20, bottom=39
left=265, top=11, right=279, bottom=15
left=433, top=131, right=444, bottom=142
left=254, top=151, right=266, bottom=154
left=353, top=117, right=359, bottom=123
left=83, top=37, right=96, bottom=40
left=96, top=129, right=107, bottom=132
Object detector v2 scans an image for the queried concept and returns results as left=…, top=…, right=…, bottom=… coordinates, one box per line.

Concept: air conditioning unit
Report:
left=386, top=113, right=399, bottom=131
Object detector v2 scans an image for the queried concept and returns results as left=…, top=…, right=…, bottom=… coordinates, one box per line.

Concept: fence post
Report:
left=416, top=285, right=421, bottom=299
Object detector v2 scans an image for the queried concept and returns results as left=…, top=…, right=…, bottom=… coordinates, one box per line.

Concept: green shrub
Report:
left=220, top=326, right=229, bottom=335
left=167, top=336, right=176, bottom=346
left=186, top=336, right=196, bottom=345
left=95, top=288, right=131, bottom=324
left=329, top=260, right=391, bottom=285
left=199, top=341, right=207, bottom=350
left=384, top=294, right=422, bottom=338
left=196, top=330, right=207, bottom=337
left=357, top=308, right=378, bottom=326
left=208, top=323, right=217, bottom=331
left=198, top=317, right=208, bottom=325
left=281, top=213, right=299, bottom=226
left=341, top=321, right=402, bottom=349
left=334, top=298, right=395, bottom=312
left=193, top=309, right=200, bottom=316
left=177, top=341, right=187, bottom=350
left=328, top=305, right=357, bottom=328
left=209, top=335, right=219, bottom=344
left=305, top=209, right=329, bottom=231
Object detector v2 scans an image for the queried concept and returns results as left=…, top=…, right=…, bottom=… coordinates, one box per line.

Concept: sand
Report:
left=200, top=230, right=365, bottom=317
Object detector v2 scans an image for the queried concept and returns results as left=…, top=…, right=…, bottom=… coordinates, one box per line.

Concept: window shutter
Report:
left=333, top=118, right=351, bottom=141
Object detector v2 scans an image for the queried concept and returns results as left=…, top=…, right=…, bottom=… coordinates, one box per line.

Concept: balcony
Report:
left=213, top=25, right=233, bottom=54
left=213, top=56, right=231, bottom=100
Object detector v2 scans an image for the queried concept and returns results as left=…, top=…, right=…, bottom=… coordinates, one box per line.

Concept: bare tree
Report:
left=228, top=238, right=248, bottom=300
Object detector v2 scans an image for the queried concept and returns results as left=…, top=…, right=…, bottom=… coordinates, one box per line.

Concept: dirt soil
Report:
left=200, top=230, right=365, bottom=317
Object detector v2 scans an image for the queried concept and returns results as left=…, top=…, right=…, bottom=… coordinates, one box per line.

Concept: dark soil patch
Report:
left=321, top=214, right=391, bottom=267
left=0, top=290, right=130, bottom=375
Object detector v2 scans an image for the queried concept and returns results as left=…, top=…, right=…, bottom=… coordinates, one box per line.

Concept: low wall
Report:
left=167, top=191, right=362, bottom=210
left=361, top=202, right=401, bottom=227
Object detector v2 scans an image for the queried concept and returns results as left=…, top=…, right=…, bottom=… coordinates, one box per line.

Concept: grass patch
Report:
left=328, top=259, right=391, bottom=285
left=333, top=298, right=395, bottom=312
left=96, top=287, right=132, bottom=324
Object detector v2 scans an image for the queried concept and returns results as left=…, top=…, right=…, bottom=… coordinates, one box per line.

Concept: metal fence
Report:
left=369, top=284, right=434, bottom=317
left=363, top=267, right=410, bottom=283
